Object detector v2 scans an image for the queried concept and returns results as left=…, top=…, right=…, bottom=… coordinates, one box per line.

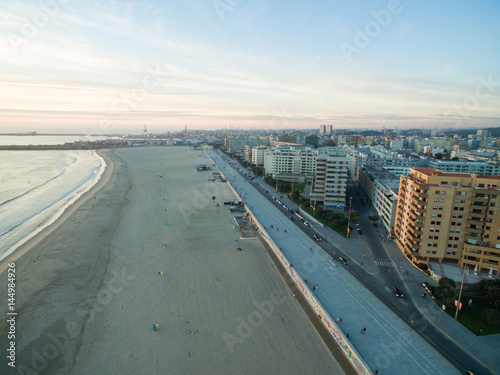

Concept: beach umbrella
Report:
left=158, top=271, right=164, bottom=276
left=474, top=265, right=478, bottom=274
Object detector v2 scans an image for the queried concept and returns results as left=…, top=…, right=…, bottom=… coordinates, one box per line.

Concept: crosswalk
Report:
left=374, top=259, right=396, bottom=267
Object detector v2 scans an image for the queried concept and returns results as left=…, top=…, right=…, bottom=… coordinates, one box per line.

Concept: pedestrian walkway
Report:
left=374, top=259, right=395, bottom=267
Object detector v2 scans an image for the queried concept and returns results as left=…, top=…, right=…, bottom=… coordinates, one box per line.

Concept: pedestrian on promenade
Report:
left=315, top=283, right=319, bottom=290
left=360, top=328, right=363, bottom=334
left=346, top=333, right=349, bottom=338
left=313, top=285, right=316, bottom=291
left=340, top=317, right=342, bottom=323
left=363, top=327, right=366, bottom=333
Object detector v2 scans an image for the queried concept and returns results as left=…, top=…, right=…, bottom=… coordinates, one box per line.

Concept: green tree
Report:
left=480, top=279, right=500, bottom=309
left=483, top=309, right=500, bottom=326
left=435, top=277, right=457, bottom=308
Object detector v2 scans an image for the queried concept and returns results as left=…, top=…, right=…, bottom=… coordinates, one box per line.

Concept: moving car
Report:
left=339, top=257, right=348, bottom=265
left=392, top=286, right=404, bottom=298
left=313, top=234, right=321, bottom=241
left=288, top=216, right=294, bottom=221
left=303, top=221, right=310, bottom=227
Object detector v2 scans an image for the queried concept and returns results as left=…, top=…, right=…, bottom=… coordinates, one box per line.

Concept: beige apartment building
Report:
left=395, top=168, right=500, bottom=276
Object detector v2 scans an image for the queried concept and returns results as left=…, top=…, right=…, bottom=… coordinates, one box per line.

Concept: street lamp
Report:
left=347, top=197, right=353, bottom=239
left=455, top=249, right=469, bottom=320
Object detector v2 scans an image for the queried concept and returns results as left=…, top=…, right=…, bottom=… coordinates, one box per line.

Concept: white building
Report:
left=251, top=146, right=269, bottom=166
left=427, top=159, right=500, bottom=175
left=373, top=178, right=399, bottom=234
left=311, top=148, right=348, bottom=210
left=264, top=146, right=317, bottom=177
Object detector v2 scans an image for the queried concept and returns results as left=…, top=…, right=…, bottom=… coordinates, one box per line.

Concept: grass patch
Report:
left=292, top=184, right=305, bottom=193
left=290, top=198, right=349, bottom=237
left=434, top=296, right=500, bottom=335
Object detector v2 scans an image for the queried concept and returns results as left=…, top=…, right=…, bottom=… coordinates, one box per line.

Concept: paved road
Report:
left=208, top=149, right=496, bottom=375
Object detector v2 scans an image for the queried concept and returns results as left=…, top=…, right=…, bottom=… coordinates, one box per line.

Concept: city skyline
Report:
left=1, top=1, right=499, bottom=133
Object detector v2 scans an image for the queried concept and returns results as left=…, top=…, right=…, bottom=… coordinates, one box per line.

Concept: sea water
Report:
left=0, top=149, right=105, bottom=259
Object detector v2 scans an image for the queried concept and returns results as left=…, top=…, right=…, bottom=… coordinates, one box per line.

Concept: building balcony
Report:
left=469, top=211, right=486, bottom=219
left=466, top=227, right=483, bottom=234
left=467, top=217, right=484, bottom=225
left=416, top=207, right=426, bottom=213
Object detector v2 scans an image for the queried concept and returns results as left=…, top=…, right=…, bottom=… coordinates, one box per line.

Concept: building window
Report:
left=434, top=198, right=439, bottom=202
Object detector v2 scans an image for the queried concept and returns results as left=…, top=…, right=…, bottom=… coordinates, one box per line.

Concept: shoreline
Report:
left=0, top=149, right=114, bottom=274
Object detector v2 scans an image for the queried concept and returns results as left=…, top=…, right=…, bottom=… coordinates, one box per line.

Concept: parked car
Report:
left=392, top=286, right=404, bottom=298
left=288, top=216, right=294, bottom=221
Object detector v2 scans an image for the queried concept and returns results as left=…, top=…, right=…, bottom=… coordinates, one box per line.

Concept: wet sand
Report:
left=0, top=147, right=345, bottom=374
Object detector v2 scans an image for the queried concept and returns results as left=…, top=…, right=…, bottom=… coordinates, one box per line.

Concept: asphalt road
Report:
left=209, top=149, right=494, bottom=375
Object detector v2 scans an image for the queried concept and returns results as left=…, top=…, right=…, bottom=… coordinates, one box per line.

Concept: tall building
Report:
left=251, top=146, right=269, bottom=166
left=311, top=148, right=348, bottom=210
left=319, top=125, right=332, bottom=135
left=395, top=168, right=500, bottom=276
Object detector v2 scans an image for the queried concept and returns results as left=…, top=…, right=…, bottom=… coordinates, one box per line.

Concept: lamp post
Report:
left=347, top=197, right=353, bottom=239
left=455, top=249, right=469, bottom=320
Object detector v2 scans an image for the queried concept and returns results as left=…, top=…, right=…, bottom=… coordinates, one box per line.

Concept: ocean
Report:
left=0, top=140, right=105, bottom=260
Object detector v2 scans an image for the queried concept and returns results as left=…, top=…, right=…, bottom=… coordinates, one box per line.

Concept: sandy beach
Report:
left=0, top=147, right=345, bottom=374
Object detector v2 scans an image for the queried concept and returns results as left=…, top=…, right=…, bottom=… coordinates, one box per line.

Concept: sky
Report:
left=0, top=0, right=499, bottom=134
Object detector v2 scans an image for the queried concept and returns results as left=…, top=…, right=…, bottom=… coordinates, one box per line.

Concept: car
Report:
left=299, top=218, right=305, bottom=223
left=313, top=234, right=321, bottom=241
left=422, top=282, right=429, bottom=288
left=339, top=257, right=348, bottom=265
left=392, top=286, right=404, bottom=298
left=304, top=221, right=310, bottom=227
left=357, top=229, right=362, bottom=235
left=288, top=216, right=294, bottom=221
left=355, top=222, right=360, bottom=227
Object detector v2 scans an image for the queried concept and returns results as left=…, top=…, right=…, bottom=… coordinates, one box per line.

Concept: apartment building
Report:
left=251, top=146, right=269, bottom=166
left=428, top=159, right=500, bottom=175
left=224, top=137, right=270, bottom=153
left=311, top=148, right=348, bottom=209
left=263, top=146, right=317, bottom=177
left=395, top=168, right=500, bottom=276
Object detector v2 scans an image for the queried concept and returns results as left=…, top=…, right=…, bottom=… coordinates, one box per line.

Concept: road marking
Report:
left=375, top=259, right=396, bottom=267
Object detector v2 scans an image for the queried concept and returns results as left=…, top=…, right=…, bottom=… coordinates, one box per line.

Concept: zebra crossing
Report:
left=374, top=259, right=396, bottom=267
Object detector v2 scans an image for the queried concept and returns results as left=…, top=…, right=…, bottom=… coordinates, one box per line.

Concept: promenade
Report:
left=208, top=148, right=477, bottom=375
